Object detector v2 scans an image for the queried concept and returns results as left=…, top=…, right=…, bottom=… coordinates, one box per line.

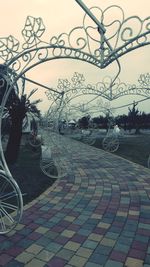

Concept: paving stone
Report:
left=128, top=248, right=146, bottom=260
left=110, top=250, right=127, bottom=262
left=95, top=245, right=112, bottom=255
left=76, top=247, right=93, bottom=258
left=17, top=239, right=34, bottom=249
left=36, top=236, right=52, bottom=246
left=61, top=229, right=75, bottom=238
left=114, top=243, right=130, bottom=253
left=55, top=235, right=69, bottom=245
left=0, top=240, right=13, bottom=250
left=46, top=241, right=62, bottom=253
left=1, top=137, right=150, bottom=267
left=85, top=263, right=102, bottom=267
left=89, top=252, right=108, bottom=265
left=5, top=260, right=24, bottom=267
left=64, top=241, right=81, bottom=251
left=105, top=259, right=124, bottom=267
left=36, top=250, right=54, bottom=261
left=15, top=251, right=34, bottom=264
left=100, top=237, right=116, bottom=247
left=82, top=240, right=98, bottom=249
left=68, top=255, right=87, bottom=267
left=25, top=258, right=45, bottom=267
left=18, top=228, right=33, bottom=236
left=47, top=256, right=67, bottom=266
left=105, top=231, right=120, bottom=239
left=78, top=228, right=92, bottom=236
left=0, top=254, right=13, bottom=266
left=28, top=231, right=42, bottom=241
left=125, top=257, right=144, bottom=267
left=26, top=244, right=43, bottom=255
left=46, top=230, right=59, bottom=240
left=56, top=248, right=74, bottom=261
left=145, top=254, right=150, bottom=264
left=88, top=233, right=103, bottom=242
left=35, top=226, right=49, bottom=234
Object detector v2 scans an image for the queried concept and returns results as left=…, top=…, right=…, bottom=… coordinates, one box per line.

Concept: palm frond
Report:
left=27, top=88, right=38, bottom=100
left=30, top=99, right=42, bottom=106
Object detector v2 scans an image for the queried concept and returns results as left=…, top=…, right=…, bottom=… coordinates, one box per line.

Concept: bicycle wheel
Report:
left=102, top=136, right=119, bottom=152
left=40, top=146, right=67, bottom=179
left=82, top=135, right=95, bottom=146
left=0, top=171, right=23, bottom=234
left=28, top=134, right=42, bottom=148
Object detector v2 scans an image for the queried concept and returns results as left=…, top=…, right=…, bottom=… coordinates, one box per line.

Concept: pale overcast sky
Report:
left=0, top=0, right=150, bottom=115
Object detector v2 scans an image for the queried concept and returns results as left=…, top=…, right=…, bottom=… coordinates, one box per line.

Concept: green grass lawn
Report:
left=71, top=131, right=150, bottom=168
left=9, top=144, right=54, bottom=205
left=94, top=134, right=150, bottom=168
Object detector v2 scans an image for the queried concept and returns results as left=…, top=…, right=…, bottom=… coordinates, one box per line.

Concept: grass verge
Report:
left=9, top=144, right=55, bottom=205
left=94, top=134, right=150, bottom=168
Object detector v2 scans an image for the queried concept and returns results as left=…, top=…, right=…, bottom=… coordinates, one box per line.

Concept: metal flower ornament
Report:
left=46, top=72, right=150, bottom=112
left=0, top=3, right=149, bottom=73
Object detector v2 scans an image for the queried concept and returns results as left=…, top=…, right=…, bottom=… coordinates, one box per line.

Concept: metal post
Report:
left=23, top=76, right=61, bottom=95
left=75, top=0, right=106, bottom=34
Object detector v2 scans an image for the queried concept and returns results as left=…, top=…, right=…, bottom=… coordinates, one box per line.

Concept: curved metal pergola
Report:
left=44, top=71, right=150, bottom=130
left=45, top=72, right=150, bottom=105
left=44, top=71, right=150, bottom=153
left=0, top=1, right=149, bottom=234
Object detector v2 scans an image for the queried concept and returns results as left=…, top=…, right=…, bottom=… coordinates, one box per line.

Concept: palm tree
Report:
left=5, top=90, right=41, bottom=164
left=128, top=101, right=140, bottom=134
left=0, top=65, right=42, bottom=164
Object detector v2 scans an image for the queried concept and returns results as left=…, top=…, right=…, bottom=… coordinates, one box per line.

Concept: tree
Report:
left=0, top=65, right=41, bottom=164
left=128, top=101, right=140, bottom=134
left=92, top=115, right=108, bottom=129
left=78, top=115, right=90, bottom=129
left=116, top=114, right=128, bottom=130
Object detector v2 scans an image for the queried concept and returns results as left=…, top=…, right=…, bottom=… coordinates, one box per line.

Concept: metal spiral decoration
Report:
left=0, top=5, right=149, bottom=72
left=46, top=72, right=150, bottom=107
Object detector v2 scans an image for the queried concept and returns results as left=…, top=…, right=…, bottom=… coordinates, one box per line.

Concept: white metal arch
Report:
left=0, top=1, right=150, bottom=233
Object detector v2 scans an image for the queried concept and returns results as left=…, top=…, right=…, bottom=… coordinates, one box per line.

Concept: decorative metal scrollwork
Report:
left=138, top=73, right=150, bottom=88
left=46, top=72, right=150, bottom=109
left=0, top=4, right=149, bottom=72
left=22, top=16, right=46, bottom=49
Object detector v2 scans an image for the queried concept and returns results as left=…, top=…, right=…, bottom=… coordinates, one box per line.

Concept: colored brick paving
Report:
left=0, top=136, right=150, bottom=266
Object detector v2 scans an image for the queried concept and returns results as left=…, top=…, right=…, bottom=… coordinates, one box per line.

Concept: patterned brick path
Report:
left=0, top=137, right=150, bottom=267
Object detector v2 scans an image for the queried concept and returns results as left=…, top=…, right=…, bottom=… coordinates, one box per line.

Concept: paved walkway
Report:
left=0, top=137, right=150, bottom=267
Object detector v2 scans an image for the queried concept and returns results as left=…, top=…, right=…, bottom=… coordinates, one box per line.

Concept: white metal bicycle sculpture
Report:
left=102, top=109, right=124, bottom=153
left=40, top=99, right=71, bottom=180
left=0, top=0, right=149, bottom=234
